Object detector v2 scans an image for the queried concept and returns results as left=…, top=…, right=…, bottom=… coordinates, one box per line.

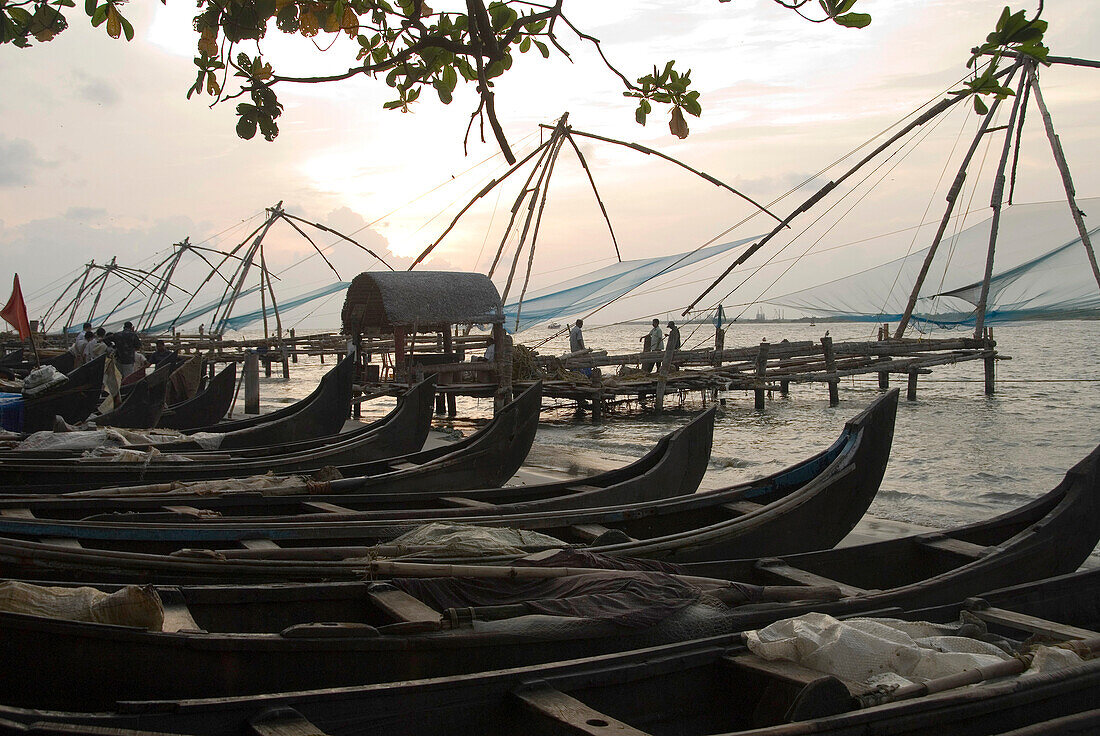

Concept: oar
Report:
left=855, top=636, right=1100, bottom=708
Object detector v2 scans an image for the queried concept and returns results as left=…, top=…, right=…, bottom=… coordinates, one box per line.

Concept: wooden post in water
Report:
left=984, top=327, right=996, bottom=396
left=754, top=341, right=769, bottom=412
left=878, top=323, right=890, bottom=390
left=435, top=330, right=447, bottom=416
left=907, top=367, right=919, bottom=402
left=654, top=339, right=676, bottom=413
left=244, top=352, right=260, bottom=415
left=492, top=324, right=512, bottom=414
left=442, top=328, right=457, bottom=417
left=289, top=328, right=298, bottom=363
left=821, top=336, right=838, bottom=406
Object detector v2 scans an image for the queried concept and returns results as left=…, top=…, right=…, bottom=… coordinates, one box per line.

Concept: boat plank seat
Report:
left=754, top=559, right=866, bottom=598
left=722, top=500, right=764, bottom=516
left=917, top=535, right=989, bottom=559
left=722, top=653, right=860, bottom=694
left=565, top=485, right=604, bottom=494
left=0, top=508, right=34, bottom=518
left=367, top=586, right=441, bottom=631
left=240, top=538, right=281, bottom=551
left=438, top=496, right=497, bottom=509
left=162, top=505, right=219, bottom=519
left=969, top=606, right=1100, bottom=641
left=515, top=686, right=652, bottom=736
left=249, top=707, right=333, bottom=736
left=722, top=653, right=861, bottom=726
left=389, top=461, right=419, bottom=470
left=302, top=501, right=357, bottom=514
left=43, top=537, right=83, bottom=548
left=570, top=523, right=636, bottom=543
left=158, top=588, right=205, bottom=633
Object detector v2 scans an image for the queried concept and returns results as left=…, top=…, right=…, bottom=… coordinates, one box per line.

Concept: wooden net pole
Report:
left=1026, top=65, right=1100, bottom=295
left=973, top=70, right=1029, bottom=338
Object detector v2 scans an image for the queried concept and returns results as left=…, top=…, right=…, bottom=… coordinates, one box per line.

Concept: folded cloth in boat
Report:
left=21, top=366, right=67, bottom=397
left=0, top=581, right=164, bottom=631
left=17, top=428, right=224, bottom=451
left=393, top=571, right=727, bottom=628
left=516, top=548, right=686, bottom=575
left=744, top=613, right=1083, bottom=690
left=66, top=472, right=312, bottom=497
left=79, top=447, right=194, bottom=463
left=371, top=522, right=567, bottom=558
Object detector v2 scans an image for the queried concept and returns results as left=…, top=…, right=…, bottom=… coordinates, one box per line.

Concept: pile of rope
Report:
left=511, top=344, right=545, bottom=381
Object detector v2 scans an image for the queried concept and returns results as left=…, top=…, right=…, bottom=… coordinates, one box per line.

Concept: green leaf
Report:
left=236, top=114, right=258, bottom=139
left=90, top=4, right=106, bottom=26
left=119, top=13, right=133, bottom=41
left=835, top=12, right=871, bottom=28
left=973, top=96, right=988, bottom=115
left=84, top=0, right=96, bottom=16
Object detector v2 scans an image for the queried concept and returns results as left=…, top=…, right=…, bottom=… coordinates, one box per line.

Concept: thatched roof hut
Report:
left=341, top=272, right=503, bottom=335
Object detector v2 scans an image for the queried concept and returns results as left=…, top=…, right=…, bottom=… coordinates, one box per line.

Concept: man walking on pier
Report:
left=569, top=319, right=585, bottom=353
left=642, top=318, right=664, bottom=372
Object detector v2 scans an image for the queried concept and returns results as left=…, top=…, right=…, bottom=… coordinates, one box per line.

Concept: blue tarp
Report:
left=0, top=392, right=24, bottom=433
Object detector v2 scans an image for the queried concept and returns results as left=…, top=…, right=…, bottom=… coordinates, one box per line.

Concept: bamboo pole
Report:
left=215, top=202, right=283, bottom=334
left=563, top=132, right=621, bottom=261
left=487, top=139, right=558, bottom=279
left=410, top=138, right=554, bottom=271
left=974, top=71, right=1029, bottom=338
left=514, top=126, right=569, bottom=330
left=894, top=64, right=1023, bottom=338
left=501, top=132, right=564, bottom=305
left=1026, top=66, right=1100, bottom=295
left=61, top=263, right=93, bottom=333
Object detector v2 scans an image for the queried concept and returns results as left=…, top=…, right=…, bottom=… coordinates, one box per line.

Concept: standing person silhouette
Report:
left=568, top=319, right=585, bottom=353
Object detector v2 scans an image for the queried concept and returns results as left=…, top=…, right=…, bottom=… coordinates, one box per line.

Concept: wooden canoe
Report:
left=184, top=354, right=355, bottom=437
left=0, top=400, right=713, bottom=520
left=0, top=422, right=1090, bottom=586
left=0, top=390, right=894, bottom=564
left=92, top=361, right=174, bottom=429
left=0, top=502, right=1094, bottom=715
left=0, top=379, right=541, bottom=501
left=20, top=355, right=107, bottom=432
left=0, top=367, right=412, bottom=460
left=0, top=359, right=404, bottom=491
left=155, top=363, right=236, bottom=431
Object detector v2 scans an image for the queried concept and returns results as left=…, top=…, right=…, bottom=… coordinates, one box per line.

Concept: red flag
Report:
left=1, top=275, right=32, bottom=340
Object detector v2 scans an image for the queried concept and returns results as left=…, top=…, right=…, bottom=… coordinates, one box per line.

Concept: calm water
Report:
left=237, top=319, right=1100, bottom=564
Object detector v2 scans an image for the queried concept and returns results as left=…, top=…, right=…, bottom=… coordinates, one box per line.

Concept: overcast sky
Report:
left=2, top=0, right=1097, bottom=330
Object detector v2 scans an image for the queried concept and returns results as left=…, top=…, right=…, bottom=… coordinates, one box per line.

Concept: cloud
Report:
left=72, top=70, right=120, bottom=107
left=0, top=137, right=48, bottom=187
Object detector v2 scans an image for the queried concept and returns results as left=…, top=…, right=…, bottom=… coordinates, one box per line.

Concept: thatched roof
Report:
left=342, top=271, right=503, bottom=333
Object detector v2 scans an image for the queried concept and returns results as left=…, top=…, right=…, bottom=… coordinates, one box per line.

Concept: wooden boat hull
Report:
left=0, top=391, right=892, bottom=564
left=0, top=380, right=540, bottom=506
left=184, top=354, right=354, bottom=438
left=0, top=366, right=428, bottom=491
left=155, top=363, right=236, bottom=430
left=20, top=355, right=106, bottom=432
left=0, top=544, right=1095, bottom=720
left=92, top=362, right=173, bottom=429
left=0, top=401, right=713, bottom=520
